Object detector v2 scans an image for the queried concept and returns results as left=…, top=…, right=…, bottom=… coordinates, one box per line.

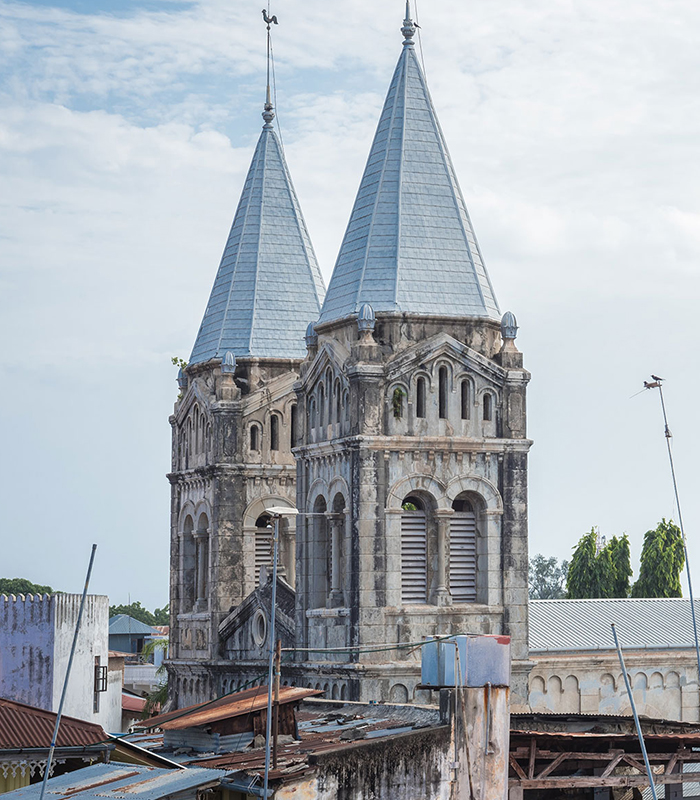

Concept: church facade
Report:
left=167, top=7, right=532, bottom=709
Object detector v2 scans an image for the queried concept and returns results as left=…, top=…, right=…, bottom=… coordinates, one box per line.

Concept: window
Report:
left=290, top=405, right=297, bottom=448
left=309, top=398, right=316, bottom=431
left=483, top=393, right=493, bottom=422
left=416, top=377, right=426, bottom=419
left=270, top=414, right=280, bottom=451
left=438, top=367, right=448, bottom=419
left=335, top=380, right=341, bottom=424
left=450, top=497, right=477, bottom=602
left=250, top=424, right=260, bottom=451
left=401, top=496, right=427, bottom=603
left=461, top=381, right=470, bottom=420
left=319, top=385, right=325, bottom=428
left=255, top=514, right=272, bottom=584
left=93, top=657, right=105, bottom=713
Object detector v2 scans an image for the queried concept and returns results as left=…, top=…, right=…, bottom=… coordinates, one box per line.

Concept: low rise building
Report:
left=0, top=594, right=120, bottom=732
left=529, top=598, right=700, bottom=722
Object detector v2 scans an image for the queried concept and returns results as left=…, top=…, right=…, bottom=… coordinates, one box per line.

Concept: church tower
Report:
left=167, top=92, right=325, bottom=707
left=292, top=5, right=532, bottom=704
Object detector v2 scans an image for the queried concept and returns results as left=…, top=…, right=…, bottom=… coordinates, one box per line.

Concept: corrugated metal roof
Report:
left=108, top=615, right=160, bottom=636
left=318, top=17, right=499, bottom=325
left=0, top=764, right=225, bottom=800
left=529, top=597, right=700, bottom=652
left=0, top=698, right=107, bottom=749
left=135, top=686, right=321, bottom=731
left=189, top=116, right=325, bottom=365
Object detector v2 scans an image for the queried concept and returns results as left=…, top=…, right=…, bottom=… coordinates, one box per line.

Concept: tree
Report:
left=632, top=519, right=685, bottom=598
left=153, top=604, right=170, bottom=626
left=0, top=578, right=56, bottom=595
left=141, top=638, right=169, bottom=718
left=528, top=555, right=568, bottom=599
left=109, top=601, right=156, bottom=626
left=608, top=534, right=632, bottom=598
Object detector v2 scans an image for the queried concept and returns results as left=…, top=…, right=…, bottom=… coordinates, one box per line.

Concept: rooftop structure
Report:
left=0, top=698, right=108, bottom=750
left=189, top=102, right=325, bottom=364
left=529, top=597, right=700, bottom=653
left=108, top=615, right=160, bottom=637
left=318, top=6, right=499, bottom=325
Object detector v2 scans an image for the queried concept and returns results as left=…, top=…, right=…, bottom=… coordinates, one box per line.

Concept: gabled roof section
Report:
left=0, top=697, right=107, bottom=749
left=109, top=614, right=160, bottom=636
left=318, top=13, right=499, bottom=324
left=190, top=117, right=325, bottom=364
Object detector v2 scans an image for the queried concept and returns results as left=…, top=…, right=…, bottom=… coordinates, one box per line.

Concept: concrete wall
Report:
left=529, top=649, right=700, bottom=722
left=0, top=593, right=120, bottom=731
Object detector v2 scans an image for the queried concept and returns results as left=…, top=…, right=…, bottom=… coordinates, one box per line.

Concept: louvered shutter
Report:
left=401, top=512, right=427, bottom=603
left=255, top=530, right=272, bottom=584
left=449, top=512, right=477, bottom=601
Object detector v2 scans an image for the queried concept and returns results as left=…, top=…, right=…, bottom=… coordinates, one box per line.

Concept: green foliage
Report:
left=171, top=357, right=188, bottom=370
left=0, top=578, right=56, bottom=596
left=392, top=387, right=406, bottom=419
left=153, top=604, right=170, bottom=626
left=141, top=637, right=169, bottom=718
left=110, top=601, right=156, bottom=626
left=632, top=519, right=685, bottom=598
left=402, top=501, right=418, bottom=511
left=528, top=555, right=568, bottom=599
left=608, top=534, right=633, bottom=598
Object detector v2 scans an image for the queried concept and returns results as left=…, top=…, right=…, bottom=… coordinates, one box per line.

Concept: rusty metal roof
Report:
left=136, top=686, right=321, bottom=731
left=0, top=698, right=107, bottom=749
left=1, top=763, right=225, bottom=800
left=187, top=702, right=446, bottom=786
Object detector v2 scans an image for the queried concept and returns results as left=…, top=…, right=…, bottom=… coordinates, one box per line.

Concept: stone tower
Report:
left=291, top=7, right=532, bottom=704
left=167, top=97, right=325, bottom=708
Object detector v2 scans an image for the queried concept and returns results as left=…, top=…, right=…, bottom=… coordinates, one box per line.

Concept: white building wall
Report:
left=0, top=593, right=119, bottom=729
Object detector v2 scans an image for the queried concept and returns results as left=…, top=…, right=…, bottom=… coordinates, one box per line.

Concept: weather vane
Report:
left=261, top=7, right=278, bottom=126
left=262, top=8, right=278, bottom=30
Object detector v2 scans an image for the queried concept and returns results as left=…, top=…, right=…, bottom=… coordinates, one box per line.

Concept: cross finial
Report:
left=402, top=1, right=415, bottom=45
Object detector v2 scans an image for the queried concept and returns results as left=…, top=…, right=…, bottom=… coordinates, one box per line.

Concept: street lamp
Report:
left=263, top=506, right=298, bottom=797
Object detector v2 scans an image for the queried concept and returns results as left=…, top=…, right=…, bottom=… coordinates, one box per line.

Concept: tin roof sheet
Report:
left=0, top=698, right=107, bottom=749
left=135, top=686, right=321, bottom=731
left=529, top=598, right=700, bottom=652
left=0, top=763, right=225, bottom=800
left=318, top=35, right=499, bottom=325
left=189, top=121, right=325, bottom=365
left=108, top=615, right=160, bottom=636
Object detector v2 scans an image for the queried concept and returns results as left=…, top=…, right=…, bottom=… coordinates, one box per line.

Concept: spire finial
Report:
left=401, top=1, right=415, bottom=45
left=262, top=7, right=278, bottom=127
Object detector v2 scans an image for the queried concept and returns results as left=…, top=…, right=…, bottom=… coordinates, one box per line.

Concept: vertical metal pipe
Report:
left=263, top=516, right=280, bottom=797
left=657, top=385, right=700, bottom=685
left=611, top=623, right=658, bottom=800
left=39, top=544, right=97, bottom=800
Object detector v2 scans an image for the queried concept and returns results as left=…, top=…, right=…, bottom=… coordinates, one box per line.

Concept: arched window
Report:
left=255, top=514, right=272, bottom=585
left=438, top=367, right=448, bottom=419
left=401, top=495, right=427, bottom=603
left=344, top=390, right=350, bottom=422
left=483, top=393, right=493, bottom=422
left=250, top=424, right=260, bottom=452
left=312, top=496, right=330, bottom=607
left=290, top=405, right=297, bottom=448
left=270, top=414, right=280, bottom=451
left=335, top=380, right=341, bottom=424
left=461, top=381, right=470, bottom=420
left=182, top=515, right=195, bottom=611
left=450, top=496, right=477, bottom=602
left=319, top=385, right=325, bottom=428
left=416, top=377, right=426, bottom=419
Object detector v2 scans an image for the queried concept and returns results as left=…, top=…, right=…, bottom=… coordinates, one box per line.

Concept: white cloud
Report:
left=1, top=0, right=700, bottom=604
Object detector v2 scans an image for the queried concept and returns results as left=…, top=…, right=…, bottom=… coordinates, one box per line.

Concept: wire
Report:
left=269, top=32, right=284, bottom=151
left=413, top=0, right=428, bottom=83
left=283, top=633, right=467, bottom=655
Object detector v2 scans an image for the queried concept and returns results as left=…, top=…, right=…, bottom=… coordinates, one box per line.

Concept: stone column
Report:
left=328, top=514, right=344, bottom=607
left=434, top=510, right=452, bottom=607
left=193, top=530, right=208, bottom=612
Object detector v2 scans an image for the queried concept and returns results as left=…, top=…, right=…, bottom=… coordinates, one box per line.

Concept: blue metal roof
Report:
left=2, top=764, right=225, bottom=800
left=108, top=614, right=160, bottom=636
left=190, top=119, right=325, bottom=364
left=530, top=598, right=700, bottom=653
left=318, top=18, right=500, bottom=324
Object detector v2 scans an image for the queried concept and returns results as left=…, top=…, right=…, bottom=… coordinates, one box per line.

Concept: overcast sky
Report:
left=1, top=0, right=699, bottom=609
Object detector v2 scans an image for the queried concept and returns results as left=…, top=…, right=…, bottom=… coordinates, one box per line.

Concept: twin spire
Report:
left=189, top=5, right=500, bottom=366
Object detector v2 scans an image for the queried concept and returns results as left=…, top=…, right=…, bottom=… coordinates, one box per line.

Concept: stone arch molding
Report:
left=306, top=478, right=330, bottom=513
left=328, top=476, right=350, bottom=508
left=387, top=473, right=503, bottom=513
left=179, top=500, right=196, bottom=530
left=446, top=476, right=503, bottom=514
left=243, top=496, right=296, bottom=529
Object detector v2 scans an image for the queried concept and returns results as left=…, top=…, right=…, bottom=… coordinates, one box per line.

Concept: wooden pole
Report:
left=273, top=638, right=281, bottom=769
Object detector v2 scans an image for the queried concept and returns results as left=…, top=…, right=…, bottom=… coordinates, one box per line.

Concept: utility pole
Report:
left=273, top=638, right=281, bottom=769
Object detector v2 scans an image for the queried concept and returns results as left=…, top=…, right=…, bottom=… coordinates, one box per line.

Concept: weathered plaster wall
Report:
left=529, top=650, right=700, bottom=722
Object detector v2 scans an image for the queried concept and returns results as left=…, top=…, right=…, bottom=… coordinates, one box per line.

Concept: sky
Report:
left=1, top=0, right=699, bottom=609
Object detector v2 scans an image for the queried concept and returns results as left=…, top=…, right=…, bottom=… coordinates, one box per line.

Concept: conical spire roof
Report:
left=318, top=11, right=499, bottom=325
left=190, top=113, right=325, bottom=365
